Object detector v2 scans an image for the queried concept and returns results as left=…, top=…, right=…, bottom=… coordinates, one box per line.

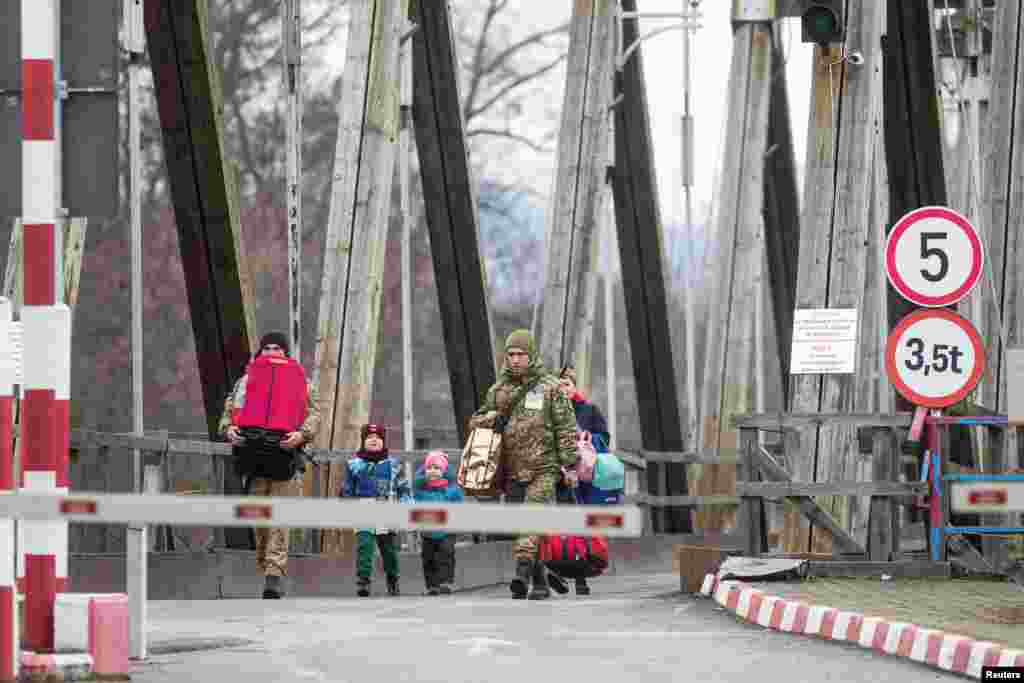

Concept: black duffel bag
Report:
left=232, top=427, right=302, bottom=481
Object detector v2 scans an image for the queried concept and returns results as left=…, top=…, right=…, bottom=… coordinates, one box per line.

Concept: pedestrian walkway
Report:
left=128, top=572, right=951, bottom=682
left=702, top=572, right=1024, bottom=680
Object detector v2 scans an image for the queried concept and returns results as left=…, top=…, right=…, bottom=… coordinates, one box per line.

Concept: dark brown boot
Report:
left=528, top=562, right=550, bottom=600
left=510, top=560, right=531, bottom=599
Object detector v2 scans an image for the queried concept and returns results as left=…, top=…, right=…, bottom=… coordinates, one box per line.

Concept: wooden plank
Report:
left=4, top=217, right=88, bottom=314
left=981, top=0, right=1024, bottom=563
left=867, top=428, right=896, bottom=560
left=762, top=28, right=800, bottom=404
left=612, top=0, right=689, bottom=533
left=628, top=494, right=740, bottom=507
left=780, top=43, right=839, bottom=554
left=539, top=0, right=615, bottom=393
left=696, top=22, right=773, bottom=534
left=410, top=0, right=496, bottom=445
left=145, top=0, right=256, bottom=547
left=981, top=0, right=1019, bottom=420
left=312, top=0, right=406, bottom=555
left=813, top=0, right=887, bottom=554
left=807, top=560, right=951, bottom=579
left=144, top=0, right=257, bottom=438
left=733, top=412, right=914, bottom=429
left=738, top=428, right=766, bottom=555
left=634, top=450, right=742, bottom=465
left=753, top=444, right=866, bottom=555
left=781, top=1, right=887, bottom=555
left=739, top=481, right=925, bottom=497
left=883, top=0, right=949, bottom=343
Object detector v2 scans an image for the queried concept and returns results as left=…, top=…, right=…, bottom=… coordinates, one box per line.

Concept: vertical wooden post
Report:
left=538, top=0, right=615, bottom=388
left=283, top=0, right=302, bottom=358
left=979, top=0, right=1024, bottom=564
left=868, top=427, right=895, bottom=561
left=783, top=0, right=886, bottom=554
left=410, top=0, right=497, bottom=444
left=698, top=20, right=773, bottom=533
left=144, top=0, right=258, bottom=433
left=762, top=28, right=800, bottom=405
left=738, top=426, right=764, bottom=556
left=884, top=0, right=948, bottom=337
left=613, top=0, right=689, bottom=533
left=312, top=0, right=406, bottom=554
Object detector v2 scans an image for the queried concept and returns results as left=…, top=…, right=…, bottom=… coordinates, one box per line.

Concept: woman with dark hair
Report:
left=549, top=365, right=613, bottom=596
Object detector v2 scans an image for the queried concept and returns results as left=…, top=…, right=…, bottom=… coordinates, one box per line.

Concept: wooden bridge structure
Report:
left=2, top=0, right=1022, bottom=566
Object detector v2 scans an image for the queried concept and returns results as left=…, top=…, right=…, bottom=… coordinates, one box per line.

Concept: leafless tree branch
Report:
left=465, top=53, right=568, bottom=121
left=467, top=127, right=552, bottom=154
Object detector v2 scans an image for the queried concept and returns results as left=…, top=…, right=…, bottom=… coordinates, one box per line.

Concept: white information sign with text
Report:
left=790, top=308, right=859, bottom=375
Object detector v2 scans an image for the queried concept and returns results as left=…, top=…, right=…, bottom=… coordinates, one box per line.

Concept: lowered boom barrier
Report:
left=0, top=491, right=643, bottom=537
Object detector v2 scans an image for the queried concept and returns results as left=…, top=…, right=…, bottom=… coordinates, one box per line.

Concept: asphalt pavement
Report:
left=129, top=572, right=962, bottom=682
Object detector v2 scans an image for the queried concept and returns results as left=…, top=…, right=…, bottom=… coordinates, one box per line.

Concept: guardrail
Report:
left=925, top=414, right=1024, bottom=563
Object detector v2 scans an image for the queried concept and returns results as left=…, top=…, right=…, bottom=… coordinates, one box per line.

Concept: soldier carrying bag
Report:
left=458, top=377, right=542, bottom=497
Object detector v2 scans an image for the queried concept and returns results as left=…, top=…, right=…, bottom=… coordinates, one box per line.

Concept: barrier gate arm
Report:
left=0, top=492, right=644, bottom=537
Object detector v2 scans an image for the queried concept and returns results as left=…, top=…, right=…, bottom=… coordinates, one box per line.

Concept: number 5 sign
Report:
left=885, top=206, right=984, bottom=307
left=885, top=308, right=986, bottom=408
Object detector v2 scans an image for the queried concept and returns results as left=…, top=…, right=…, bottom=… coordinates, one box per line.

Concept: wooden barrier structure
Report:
left=61, top=411, right=1021, bottom=571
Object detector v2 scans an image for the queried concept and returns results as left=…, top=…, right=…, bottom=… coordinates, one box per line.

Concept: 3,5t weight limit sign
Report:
left=885, top=309, right=986, bottom=409
left=885, top=206, right=984, bottom=307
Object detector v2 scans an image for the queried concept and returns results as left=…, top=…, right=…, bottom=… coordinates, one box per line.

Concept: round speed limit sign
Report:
left=885, top=206, right=984, bottom=307
left=885, top=308, right=986, bottom=408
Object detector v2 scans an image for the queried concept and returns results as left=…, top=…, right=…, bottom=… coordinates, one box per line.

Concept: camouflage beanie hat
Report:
left=504, top=329, right=535, bottom=355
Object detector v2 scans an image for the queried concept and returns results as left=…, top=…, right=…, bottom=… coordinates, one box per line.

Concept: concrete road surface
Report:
left=132, top=572, right=958, bottom=682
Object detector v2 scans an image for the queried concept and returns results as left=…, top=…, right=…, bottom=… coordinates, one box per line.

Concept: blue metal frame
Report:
left=944, top=474, right=1024, bottom=482
left=931, top=451, right=942, bottom=561
left=944, top=526, right=1024, bottom=534
left=929, top=414, right=1024, bottom=561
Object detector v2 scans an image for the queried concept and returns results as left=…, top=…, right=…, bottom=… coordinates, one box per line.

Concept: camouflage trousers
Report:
left=249, top=476, right=301, bottom=577
left=505, top=471, right=558, bottom=562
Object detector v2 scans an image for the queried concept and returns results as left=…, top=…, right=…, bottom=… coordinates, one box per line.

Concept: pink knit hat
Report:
left=424, top=451, right=449, bottom=471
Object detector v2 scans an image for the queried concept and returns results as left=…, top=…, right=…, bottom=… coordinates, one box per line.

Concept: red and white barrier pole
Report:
left=0, top=300, right=17, bottom=681
left=20, top=0, right=62, bottom=653
left=52, top=306, right=70, bottom=594
left=19, top=308, right=62, bottom=654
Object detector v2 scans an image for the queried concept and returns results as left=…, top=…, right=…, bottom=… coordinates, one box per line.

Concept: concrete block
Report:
left=16, top=593, right=126, bottom=654
left=88, top=595, right=128, bottom=677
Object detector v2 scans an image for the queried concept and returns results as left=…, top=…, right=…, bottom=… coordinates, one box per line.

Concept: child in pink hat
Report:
left=414, top=450, right=464, bottom=595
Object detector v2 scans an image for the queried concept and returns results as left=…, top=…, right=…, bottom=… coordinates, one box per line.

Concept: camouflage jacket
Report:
left=468, top=368, right=577, bottom=482
left=217, top=372, right=321, bottom=445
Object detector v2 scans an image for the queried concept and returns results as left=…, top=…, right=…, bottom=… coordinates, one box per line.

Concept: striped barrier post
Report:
left=19, top=308, right=63, bottom=653
left=20, top=0, right=63, bottom=654
left=52, top=307, right=70, bottom=595
left=0, top=299, right=16, bottom=681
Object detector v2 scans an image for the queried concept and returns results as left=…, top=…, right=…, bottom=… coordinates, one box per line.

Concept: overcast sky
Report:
left=320, top=1, right=815, bottom=230
left=636, top=1, right=813, bottom=225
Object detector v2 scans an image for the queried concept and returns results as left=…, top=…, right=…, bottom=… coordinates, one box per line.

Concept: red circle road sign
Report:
left=885, top=206, right=984, bottom=307
left=885, top=308, right=986, bottom=409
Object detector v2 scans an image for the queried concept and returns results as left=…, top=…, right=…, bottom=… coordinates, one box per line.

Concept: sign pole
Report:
left=928, top=412, right=943, bottom=562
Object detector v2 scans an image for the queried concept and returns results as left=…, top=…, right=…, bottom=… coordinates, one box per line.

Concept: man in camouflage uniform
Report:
left=468, top=329, right=577, bottom=600
left=219, top=331, right=321, bottom=599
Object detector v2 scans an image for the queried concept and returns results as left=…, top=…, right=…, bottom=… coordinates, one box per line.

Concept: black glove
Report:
left=493, top=414, right=510, bottom=434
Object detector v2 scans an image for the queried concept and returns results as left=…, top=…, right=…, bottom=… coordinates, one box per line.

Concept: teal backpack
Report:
left=591, top=452, right=625, bottom=493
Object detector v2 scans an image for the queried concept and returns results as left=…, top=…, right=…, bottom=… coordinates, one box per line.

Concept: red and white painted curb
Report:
left=700, top=573, right=1024, bottom=679
left=19, top=652, right=93, bottom=680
